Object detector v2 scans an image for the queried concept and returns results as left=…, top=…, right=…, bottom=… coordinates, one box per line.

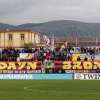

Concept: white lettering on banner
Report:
left=0, top=74, right=33, bottom=79
left=74, top=73, right=100, bottom=80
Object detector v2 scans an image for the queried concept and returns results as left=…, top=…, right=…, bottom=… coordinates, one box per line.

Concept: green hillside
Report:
left=1, top=20, right=100, bottom=37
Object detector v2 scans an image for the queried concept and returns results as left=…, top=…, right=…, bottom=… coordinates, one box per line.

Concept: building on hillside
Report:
left=0, top=29, right=40, bottom=48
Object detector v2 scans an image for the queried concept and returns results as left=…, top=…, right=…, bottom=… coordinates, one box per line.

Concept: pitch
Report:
left=0, top=80, right=100, bottom=100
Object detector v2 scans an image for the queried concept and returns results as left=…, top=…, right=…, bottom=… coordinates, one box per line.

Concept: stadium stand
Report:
left=0, top=47, right=99, bottom=61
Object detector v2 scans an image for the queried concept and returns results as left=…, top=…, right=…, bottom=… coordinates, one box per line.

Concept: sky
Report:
left=0, top=0, right=100, bottom=25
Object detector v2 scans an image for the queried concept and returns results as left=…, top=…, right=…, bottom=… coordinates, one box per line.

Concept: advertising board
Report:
left=74, top=73, right=100, bottom=80
left=0, top=74, right=73, bottom=80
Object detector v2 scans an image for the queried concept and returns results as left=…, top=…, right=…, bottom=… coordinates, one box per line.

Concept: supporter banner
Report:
left=62, top=61, right=100, bottom=70
left=18, top=53, right=33, bottom=60
left=65, top=70, right=96, bottom=73
left=74, top=73, right=100, bottom=80
left=0, top=74, right=73, bottom=80
left=0, top=70, right=42, bottom=74
left=0, top=61, right=100, bottom=71
left=72, top=54, right=80, bottom=61
left=0, top=69, right=96, bottom=74
left=0, top=62, right=40, bottom=70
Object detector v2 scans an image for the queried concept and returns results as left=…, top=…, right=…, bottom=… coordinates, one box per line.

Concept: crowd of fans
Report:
left=0, top=47, right=99, bottom=61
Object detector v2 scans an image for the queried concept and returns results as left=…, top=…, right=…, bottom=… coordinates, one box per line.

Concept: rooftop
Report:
left=0, top=29, right=39, bottom=33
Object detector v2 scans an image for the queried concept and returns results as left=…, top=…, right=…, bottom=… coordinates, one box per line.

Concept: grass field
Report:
left=0, top=80, right=100, bottom=100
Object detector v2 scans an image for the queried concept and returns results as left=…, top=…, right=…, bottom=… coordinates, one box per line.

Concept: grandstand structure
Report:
left=53, top=36, right=100, bottom=47
left=39, top=33, right=99, bottom=47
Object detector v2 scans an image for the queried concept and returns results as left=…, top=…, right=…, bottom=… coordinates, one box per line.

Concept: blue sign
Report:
left=0, top=74, right=73, bottom=80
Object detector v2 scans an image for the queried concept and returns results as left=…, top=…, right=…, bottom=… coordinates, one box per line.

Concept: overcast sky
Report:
left=0, top=0, right=100, bottom=25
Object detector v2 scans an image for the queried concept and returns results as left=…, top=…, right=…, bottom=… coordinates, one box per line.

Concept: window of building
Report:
left=8, top=34, right=13, bottom=40
left=20, top=34, right=25, bottom=41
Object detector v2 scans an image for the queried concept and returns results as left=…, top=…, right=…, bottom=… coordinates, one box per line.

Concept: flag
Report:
left=43, top=35, right=50, bottom=46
